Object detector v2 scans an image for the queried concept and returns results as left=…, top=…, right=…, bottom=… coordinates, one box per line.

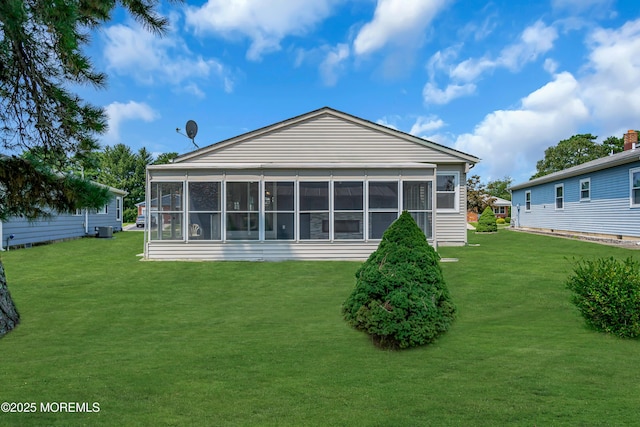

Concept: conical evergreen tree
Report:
left=342, top=211, right=456, bottom=349
left=476, top=206, right=497, bottom=232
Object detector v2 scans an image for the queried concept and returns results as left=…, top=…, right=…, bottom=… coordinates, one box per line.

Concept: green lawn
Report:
left=1, top=230, right=639, bottom=426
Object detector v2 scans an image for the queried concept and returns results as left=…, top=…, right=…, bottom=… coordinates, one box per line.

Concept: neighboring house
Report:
left=1, top=185, right=127, bottom=250
left=144, top=107, right=479, bottom=261
left=466, top=195, right=511, bottom=222
left=510, top=129, right=640, bottom=240
left=136, top=201, right=146, bottom=216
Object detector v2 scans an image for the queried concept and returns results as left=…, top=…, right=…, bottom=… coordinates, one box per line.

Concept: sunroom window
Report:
left=150, top=182, right=183, bottom=240
left=265, top=182, right=295, bottom=240
left=189, top=182, right=221, bottom=240
left=368, top=181, right=398, bottom=239
left=299, top=182, right=329, bottom=240
left=403, top=181, right=433, bottom=238
left=226, top=182, right=259, bottom=240
left=334, top=181, right=364, bottom=240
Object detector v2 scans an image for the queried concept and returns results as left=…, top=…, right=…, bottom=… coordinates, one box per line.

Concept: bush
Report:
left=505, top=217, right=511, bottom=224
left=124, top=207, right=138, bottom=223
left=566, top=257, right=640, bottom=338
left=475, top=206, right=497, bottom=232
left=342, top=211, right=456, bottom=349
left=496, top=218, right=506, bottom=225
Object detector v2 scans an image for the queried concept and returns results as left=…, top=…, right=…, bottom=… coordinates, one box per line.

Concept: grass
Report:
left=1, top=230, right=640, bottom=426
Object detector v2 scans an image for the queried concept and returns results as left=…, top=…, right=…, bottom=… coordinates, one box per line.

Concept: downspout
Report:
left=0, top=219, right=4, bottom=251
left=82, top=167, right=89, bottom=235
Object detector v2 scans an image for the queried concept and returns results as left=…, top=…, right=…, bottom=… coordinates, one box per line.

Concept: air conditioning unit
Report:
left=96, top=226, right=113, bottom=238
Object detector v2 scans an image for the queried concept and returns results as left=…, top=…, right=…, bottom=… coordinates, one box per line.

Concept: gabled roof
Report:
left=172, top=106, right=480, bottom=164
left=510, top=148, right=640, bottom=191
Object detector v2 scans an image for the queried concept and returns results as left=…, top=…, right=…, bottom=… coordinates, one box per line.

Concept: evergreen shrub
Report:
left=505, top=217, right=511, bottom=224
left=496, top=218, right=506, bottom=225
left=342, top=211, right=456, bottom=349
left=475, top=206, right=497, bottom=232
left=566, top=257, right=640, bottom=338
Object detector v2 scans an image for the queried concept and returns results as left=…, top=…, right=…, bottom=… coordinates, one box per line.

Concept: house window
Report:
left=403, top=181, right=433, bottom=238
left=299, top=182, right=329, bottom=240
left=368, top=181, right=399, bottom=239
left=525, top=191, right=531, bottom=211
left=115, top=197, right=122, bottom=221
left=226, top=182, right=259, bottom=240
left=74, top=209, right=82, bottom=216
left=97, top=204, right=108, bottom=215
left=493, top=206, right=506, bottom=215
left=334, top=181, right=363, bottom=240
left=436, top=172, right=458, bottom=211
left=150, top=182, right=183, bottom=240
left=265, top=182, right=295, bottom=240
left=555, top=184, right=564, bottom=210
left=580, top=179, right=590, bottom=201
left=631, top=168, right=640, bottom=207
left=189, top=182, right=221, bottom=240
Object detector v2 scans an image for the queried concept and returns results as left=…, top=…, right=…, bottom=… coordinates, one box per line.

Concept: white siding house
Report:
left=144, top=107, right=479, bottom=261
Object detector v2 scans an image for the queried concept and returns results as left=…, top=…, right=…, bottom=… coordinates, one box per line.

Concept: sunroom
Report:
left=143, top=107, right=477, bottom=260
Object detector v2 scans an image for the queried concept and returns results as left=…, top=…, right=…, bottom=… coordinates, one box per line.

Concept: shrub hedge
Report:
left=566, top=257, right=640, bottom=338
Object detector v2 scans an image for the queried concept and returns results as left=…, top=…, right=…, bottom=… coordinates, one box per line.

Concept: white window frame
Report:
left=579, top=178, right=590, bottom=202
left=630, top=168, right=640, bottom=208
left=525, top=191, right=531, bottom=212
left=97, top=204, right=108, bottom=215
left=115, top=197, right=122, bottom=221
left=436, top=171, right=459, bottom=212
left=555, top=184, right=564, bottom=210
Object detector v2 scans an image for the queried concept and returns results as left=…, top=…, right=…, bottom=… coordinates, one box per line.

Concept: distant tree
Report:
left=153, top=152, right=179, bottom=165
left=532, top=134, right=622, bottom=179
left=467, top=174, right=495, bottom=214
left=342, top=212, right=456, bottom=349
left=486, top=177, right=513, bottom=201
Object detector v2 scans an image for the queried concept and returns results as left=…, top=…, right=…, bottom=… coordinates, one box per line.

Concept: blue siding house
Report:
left=510, top=130, right=640, bottom=241
left=1, top=185, right=127, bottom=250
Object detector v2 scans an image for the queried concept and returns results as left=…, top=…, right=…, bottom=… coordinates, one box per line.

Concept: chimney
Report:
left=624, top=130, right=638, bottom=151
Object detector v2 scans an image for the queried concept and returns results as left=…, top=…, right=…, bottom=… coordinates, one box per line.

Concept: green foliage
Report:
left=486, top=176, right=513, bottom=200
left=342, top=211, right=456, bottom=349
left=496, top=218, right=506, bottom=225
left=532, top=134, right=623, bottom=179
left=466, top=174, right=494, bottom=214
left=475, top=206, right=497, bottom=233
left=505, top=217, right=511, bottom=224
left=124, top=207, right=138, bottom=223
left=566, top=257, right=640, bottom=338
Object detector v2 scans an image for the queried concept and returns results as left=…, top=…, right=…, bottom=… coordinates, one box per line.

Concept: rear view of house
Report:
left=510, top=130, right=640, bottom=241
left=144, top=107, right=479, bottom=261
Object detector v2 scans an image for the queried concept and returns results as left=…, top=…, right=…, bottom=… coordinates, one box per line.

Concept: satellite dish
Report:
left=185, top=120, right=198, bottom=139
left=185, top=120, right=199, bottom=148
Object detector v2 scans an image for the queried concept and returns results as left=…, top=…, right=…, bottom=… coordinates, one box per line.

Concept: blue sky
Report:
left=82, top=0, right=640, bottom=185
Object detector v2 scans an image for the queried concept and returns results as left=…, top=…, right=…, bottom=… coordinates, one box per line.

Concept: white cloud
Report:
left=319, top=44, right=350, bottom=86
left=409, top=116, right=445, bottom=137
left=424, top=21, right=557, bottom=105
left=103, top=23, right=235, bottom=93
left=353, top=0, right=449, bottom=56
left=498, top=21, right=558, bottom=71
left=552, top=0, right=613, bottom=13
left=454, top=72, right=589, bottom=182
left=185, top=0, right=338, bottom=61
left=423, top=82, right=476, bottom=104
left=104, top=101, right=160, bottom=143
left=581, top=19, right=640, bottom=132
